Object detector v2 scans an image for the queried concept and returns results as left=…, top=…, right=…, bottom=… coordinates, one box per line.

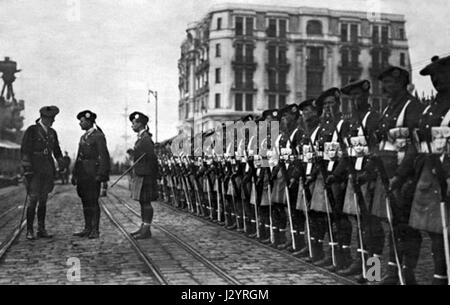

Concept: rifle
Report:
left=360, top=105, right=405, bottom=285
left=280, top=158, right=297, bottom=251
left=110, top=153, right=146, bottom=189
left=308, top=135, right=337, bottom=267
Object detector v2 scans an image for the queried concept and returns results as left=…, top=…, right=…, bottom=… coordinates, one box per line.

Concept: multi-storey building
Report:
left=178, top=3, right=411, bottom=132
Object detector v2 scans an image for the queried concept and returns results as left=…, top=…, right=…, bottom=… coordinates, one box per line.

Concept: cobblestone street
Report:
left=0, top=183, right=350, bottom=285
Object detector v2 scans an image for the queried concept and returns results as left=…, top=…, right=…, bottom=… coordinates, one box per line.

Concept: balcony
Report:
left=231, top=82, right=257, bottom=92
left=194, top=83, right=209, bottom=97
left=338, top=61, right=363, bottom=74
left=266, top=61, right=290, bottom=72
left=232, top=57, right=257, bottom=70
left=369, top=63, right=390, bottom=78
left=195, top=60, right=209, bottom=74
left=265, top=84, right=290, bottom=94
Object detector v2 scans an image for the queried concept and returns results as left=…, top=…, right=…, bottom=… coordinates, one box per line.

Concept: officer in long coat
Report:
left=128, top=112, right=159, bottom=239
left=409, top=55, right=450, bottom=285
left=21, top=106, right=63, bottom=240
left=72, top=110, right=110, bottom=239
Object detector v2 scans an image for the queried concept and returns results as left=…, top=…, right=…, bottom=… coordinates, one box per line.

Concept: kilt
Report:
left=343, top=181, right=371, bottom=215
left=131, top=175, right=158, bottom=202
left=260, top=184, right=270, bottom=207
left=371, top=176, right=388, bottom=219
left=296, top=182, right=313, bottom=211
left=409, top=161, right=449, bottom=233
left=271, top=171, right=286, bottom=204
left=310, top=173, right=332, bottom=213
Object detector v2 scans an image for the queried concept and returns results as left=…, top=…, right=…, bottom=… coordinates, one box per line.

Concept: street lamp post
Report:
left=148, top=89, right=158, bottom=143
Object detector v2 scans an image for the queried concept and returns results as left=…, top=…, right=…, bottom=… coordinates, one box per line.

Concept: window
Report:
left=278, top=47, right=287, bottom=64
left=400, top=53, right=406, bottom=67
left=245, top=94, right=253, bottom=111
left=245, top=69, right=253, bottom=87
left=278, top=71, right=286, bottom=91
left=235, top=93, right=243, bottom=111
left=217, top=18, right=222, bottom=30
left=351, top=50, right=359, bottom=64
left=216, top=43, right=221, bottom=57
left=307, top=20, right=323, bottom=36
left=268, top=70, right=277, bottom=91
left=373, top=26, right=379, bottom=44
left=185, top=103, right=190, bottom=119
left=279, top=95, right=286, bottom=108
left=342, top=49, right=349, bottom=66
left=245, top=17, right=254, bottom=36
left=372, top=49, right=380, bottom=68
left=279, top=19, right=287, bottom=38
left=245, top=44, right=253, bottom=62
left=341, top=24, right=348, bottom=42
left=399, top=28, right=405, bottom=40
left=236, top=17, right=243, bottom=36
left=381, top=26, right=389, bottom=44
left=235, top=68, right=243, bottom=88
left=350, top=24, right=358, bottom=42
left=308, top=47, right=323, bottom=66
left=215, top=68, right=221, bottom=84
left=306, top=71, right=323, bottom=99
left=268, top=19, right=277, bottom=37
left=268, top=45, right=277, bottom=64
left=382, top=50, right=389, bottom=67
left=236, top=44, right=243, bottom=62
left=269, top=95, right=277, bottom=109
left=215, top=94, right=221, bottom=108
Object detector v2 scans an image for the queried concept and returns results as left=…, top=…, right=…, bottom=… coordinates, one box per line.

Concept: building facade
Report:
left=178, top=4, right=411, bottom=132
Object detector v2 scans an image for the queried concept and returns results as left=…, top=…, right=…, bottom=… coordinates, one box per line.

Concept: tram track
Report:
left=102, top=191, right=242, bottom=285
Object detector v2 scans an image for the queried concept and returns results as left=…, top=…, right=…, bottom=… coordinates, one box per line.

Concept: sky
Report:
left=1, top=0, right=449, bottom=161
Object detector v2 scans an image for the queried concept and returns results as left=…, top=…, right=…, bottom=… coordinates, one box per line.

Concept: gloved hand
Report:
left=96, top=175, right=109, bottom=183
left=326, top=175, right=337, bottom=185
left=24, top=170, right=33, bottom=187
left=305, top=176, right=314, bottom=187
left=389, top=176, right=402, bottom=191
left=356, top=172, right=369, bottom=185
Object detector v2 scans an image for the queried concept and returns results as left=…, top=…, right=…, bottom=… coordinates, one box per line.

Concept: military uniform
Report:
left=408, top=56, right=450, bottom=285
left=309, top=90, right=350, bottom=264
left=72, top=110, right=110, bottom=239
left=333, top=80, right=384, bottom=277
left=373, top=67, right=424, bottom=284
left=21, top=106, right=63, bottom=239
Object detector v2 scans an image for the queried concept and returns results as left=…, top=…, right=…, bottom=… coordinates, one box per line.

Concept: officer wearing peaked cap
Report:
left=371, top=65, right=424, bottom=284
left=128, top=111, right=159, bottom=239
left=72, top=110, right=111, bottom=239
left=408, top=55, right=450, bottom=285
left=21, top=106, right=63, bottom=240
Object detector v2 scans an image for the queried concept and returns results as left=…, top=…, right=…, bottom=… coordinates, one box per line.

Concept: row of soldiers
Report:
left=155, top=57, right=450, bottom=285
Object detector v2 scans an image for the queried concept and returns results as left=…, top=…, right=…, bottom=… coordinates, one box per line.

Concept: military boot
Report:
left=270, top=228, right=281, bottom=248
left=326, top=247, right=352, bottom=273
left=305, top=241, right=324, bottom=263
left=338, top=255, right=363, bottom=277
left=277, top=229, right=290, bottom=250
left=26, top=228, right=35, bottom=241
left=289, top=233, right=305, bottom=253
left=134, top=224, right=152, bottom=240
left=73, top=207, right=91, bottom=237
left=403, top=266, right=418, bottom=285
left=26, top=205, right=36, bottom=241
left=378, top=263, right=399, bottom=285
left=88, top=207, right=100, bottom=239
left=37, top=204, right=53, bottom=239
left=130, top=223, right=144, bottom=236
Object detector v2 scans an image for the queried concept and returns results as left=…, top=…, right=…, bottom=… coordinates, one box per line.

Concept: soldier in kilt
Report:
left=409, top=56, right=450, bottom=285
left=128, top=112, right=159, bottom=240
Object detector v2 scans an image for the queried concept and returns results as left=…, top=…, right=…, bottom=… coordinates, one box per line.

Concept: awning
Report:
left=0, top=140, right=21, bottom=150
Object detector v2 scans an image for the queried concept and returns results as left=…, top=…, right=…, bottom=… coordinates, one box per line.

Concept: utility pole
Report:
left=148, top=89, right=158, bottom=143
left=122, top=103, right=130, bottom=149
